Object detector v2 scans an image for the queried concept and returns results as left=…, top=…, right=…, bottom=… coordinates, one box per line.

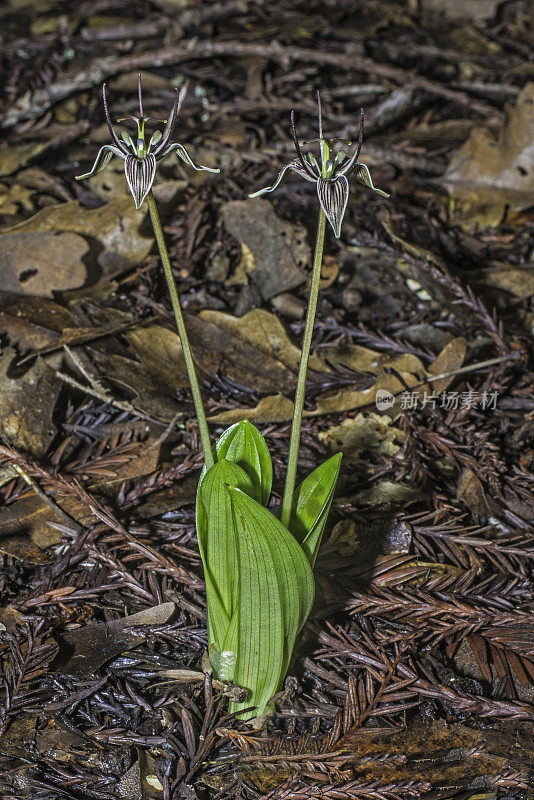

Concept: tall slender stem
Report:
left=146, top=191, right=214, bottom=470
left=281, top=208, right=326, bottom=527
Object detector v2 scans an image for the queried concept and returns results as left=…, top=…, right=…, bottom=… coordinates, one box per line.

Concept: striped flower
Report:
left=76, top=74, right=219, bottom=209
left=249, top=92, right=388, bottom=238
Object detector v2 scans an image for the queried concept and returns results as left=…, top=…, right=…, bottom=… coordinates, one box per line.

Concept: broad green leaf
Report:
left=197, top=460, right=254, bottom=654
left=227, top=488, right=315, bottom=719
left=198, top=420, right=272, bottom=505
left=289, top=453, right=342, bottom=566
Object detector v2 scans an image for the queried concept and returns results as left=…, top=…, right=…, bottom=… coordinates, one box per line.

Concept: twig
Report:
left=411, top=353, right=521, bottom=391
left=1, top=41, right=499, bottom=129
left=54, top=369, right=168, bottom=425
left=10, top=462, right=83, bottom=534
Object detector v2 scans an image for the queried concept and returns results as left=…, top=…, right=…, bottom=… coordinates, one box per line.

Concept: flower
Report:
left=249, top=92, right=388, bottom=238
left=76, top=74, right=219, bottom=209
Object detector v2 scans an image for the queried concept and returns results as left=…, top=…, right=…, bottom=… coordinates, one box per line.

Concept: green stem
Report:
left=146, top=191, right=213, bottom=470
left=281, top=208, right=326, bottom=527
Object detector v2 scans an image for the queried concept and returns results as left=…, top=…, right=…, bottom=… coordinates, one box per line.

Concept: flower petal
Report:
left=353, top=163, right=389, bottom=197
left=248, top=159, right=316, bottom=198
left=162, top=143, right=219, bottom=173
left=75, top=145, right=123, bottom=180
left=316, top=175, right=349, bottom=239
left=124, top=154, right=156, bottom=209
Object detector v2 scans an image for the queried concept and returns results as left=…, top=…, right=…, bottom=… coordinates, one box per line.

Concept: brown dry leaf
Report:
left=420, top=0, right=501, bottom=21
left=131, top=473, right=198, bottom=520
left=441, top=83, right=534, bottom=227
left=36, top=724, right=90, bottom=763
left=0, top=713, right=38, bottom=758
left=419, top=337, right=468, bottom=395
left=98, top=313, right=298, bottom=416
left=221, top=198, right=309, bottom=300
left=125, top=325, right=189, bottom=390
left=457, top=467, right=497, bottom=520
left=0, top=528, right=54, bottom=563
left=0, top=604, right=22, bottom=633
left=310, top=346, right=425, bottom=416
left=53, top=602, right=176, bottom=675
left=481, top=267, right=534, bottom=300
left=0, top=231, right=87, bottom=296
left=1, top=194, right=152, bottom=270
left=0, top=495, right=66, bottom=560
left=199, top=308, right=326, bottom=373
left=319, top=254, right=339, bottom=288
left=209, top=337, right=466, bottom=422
left=208, top=394, right=294, bottom=425
left=187, top=313, right=297, bottom=392
left=0, top=439, right=162, bottom=562
left=0, top=294, right=74, bottom=355
left=90, top=349, right=184, bottom=422
left=225, top=242, right=256, bottom=287
left=0, top=141, right=50, bottom=178
left=0, top=182, right=35, bottom=216
left=0, top=348, right=61, bottom=458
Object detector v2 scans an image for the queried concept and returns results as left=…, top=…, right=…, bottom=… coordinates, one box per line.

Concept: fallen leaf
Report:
left=52, top=602, right=176, bottom=675
left=457, top=468, right=496, bottom=520
left=0, top=605, right=22, bottom=633
left=125, top=325, right=190, bottom=390
left=208, top=337, right=466, bottom=422
left=0, top=141, right=50, bottom=178
left=130, top=473, right=198, bottom=520
left=310, top=346, right=425, bottom=416
left=441, top=83, right=534, bottom=227
left=0, top=348, right=61, bottom=458
left=187, top=313, right=297, bottom=392
left=36, top=725, right=89, bottom=761
left=0, top=231, right=87, bottom=296
left=1, top=194, right=153, bottom=270
left=0, top=294, right=74, bottom=355
left=199, top=308, right=325, bottom=373
left=208, top=394, right=294, bottom=425
left=225, top=242, right=256, bottom=287
left=319, top=255, right=339, bottom=288
left=420, top=0, right=501, bottom=20
left=0, top=182, right=35, bottom=216
left=0, top=438, right=163, bottom=562
left=0, top=713, right=38, bottom=758
left=90, top=349, right=184, bottom=422
left=481, top=267, right=534, bottom=300
left=0, top=495, right=64, bottom=561
left=221, top=198, right=308, bottom=300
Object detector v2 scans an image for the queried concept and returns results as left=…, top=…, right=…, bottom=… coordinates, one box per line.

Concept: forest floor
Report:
left=0, top=1, right=533, bottom=798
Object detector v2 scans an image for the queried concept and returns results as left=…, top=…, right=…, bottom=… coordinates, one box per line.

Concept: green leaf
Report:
left=227, top=488, right=315, bottom=719
left=289, top=453, right=342, bottom=566
left=198, top=420, right=272, bottom=505
left=196, top=459, right=254, bottom=662
left=353, top=163, right=390, bottom=198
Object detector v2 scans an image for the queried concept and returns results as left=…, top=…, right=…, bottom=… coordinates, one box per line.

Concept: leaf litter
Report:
left=0, top=2, right=533, bottom=799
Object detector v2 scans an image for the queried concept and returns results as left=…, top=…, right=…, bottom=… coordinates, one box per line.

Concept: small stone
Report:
left=341, top=287, right=362, bottom=312
left=271, top=293, right=305, bottom=319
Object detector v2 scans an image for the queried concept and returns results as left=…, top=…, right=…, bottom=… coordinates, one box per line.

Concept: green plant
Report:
left=250, top=92, right=389, bottom=528
left=75, top=75, right=218, bottom=467
left=77, top=82, right=387, bottom=721
left=196, top=420, right=341, bottom=718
